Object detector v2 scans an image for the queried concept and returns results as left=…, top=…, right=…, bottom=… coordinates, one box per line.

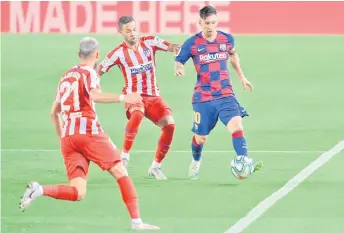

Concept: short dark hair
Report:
left=118, top=16, right=135, bottom=29
left=199, top=5, right=217, bottom=19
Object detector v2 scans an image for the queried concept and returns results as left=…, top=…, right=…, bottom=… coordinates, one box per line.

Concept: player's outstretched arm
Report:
left=50, top=102, right=62, bottom=138
left=167, top=44, right=181, bottom=56
left=174, top=62, right=185, bottom=76
left=90, top=88, right=142, bottom=104
left=96, top=48, right=120, bottom=77
left=229, top=48, right=253, bottom=92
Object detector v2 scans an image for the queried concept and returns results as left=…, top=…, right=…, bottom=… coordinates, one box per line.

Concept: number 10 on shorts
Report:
left=194, top=111, right=201, bottom=124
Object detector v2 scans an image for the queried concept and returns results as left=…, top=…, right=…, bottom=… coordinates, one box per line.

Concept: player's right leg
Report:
left=19, top=177, right=87, bottom=212
left=145, top=96, right=176, bottom=180
left=121, top=102, right=145, bottom=168
left=19, top=137, right=89, bottom=212
left=189, top=134, right=207, bottom=179
left=189, top=102, right=218, bottom=179
left=218, top=96, right=263, bottom=173
left=83, top=135, right=160, bottom=230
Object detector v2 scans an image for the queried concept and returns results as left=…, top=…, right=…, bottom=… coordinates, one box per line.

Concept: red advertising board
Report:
left=1, top=1, right=344, bottom=34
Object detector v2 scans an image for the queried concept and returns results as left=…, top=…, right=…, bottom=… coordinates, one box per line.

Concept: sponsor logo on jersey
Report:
left=130, top=62, right=154, bottom=75
left=199, top=52, right=228, bottom=63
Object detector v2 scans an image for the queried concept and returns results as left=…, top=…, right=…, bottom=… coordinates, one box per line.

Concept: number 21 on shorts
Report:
left=194, top=111, right=201, bottom=124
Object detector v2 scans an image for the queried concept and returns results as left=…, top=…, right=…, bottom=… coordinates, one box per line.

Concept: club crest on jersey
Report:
left=219, top=44, right=227, bottom=51
left=143, top=48, right=151, bottom=57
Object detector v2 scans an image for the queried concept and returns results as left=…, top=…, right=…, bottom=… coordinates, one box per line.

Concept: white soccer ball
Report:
left=230, top=156, right=254, bottom=179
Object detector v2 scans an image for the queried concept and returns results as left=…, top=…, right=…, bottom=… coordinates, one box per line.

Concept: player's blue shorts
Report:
left=192, top=96, right=248, bottom=135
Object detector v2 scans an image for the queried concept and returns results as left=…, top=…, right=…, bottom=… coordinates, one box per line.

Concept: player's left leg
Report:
left=218, top=96, right=263, bottom=172
left=145, top=96, right=175, bottom=180
left=19, top=136, right=90, bottom=211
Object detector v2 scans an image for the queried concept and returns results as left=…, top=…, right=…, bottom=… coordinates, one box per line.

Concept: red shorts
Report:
left=60, top=135, right=120, bottom=180
left=125, top=95, right=172, bottom=124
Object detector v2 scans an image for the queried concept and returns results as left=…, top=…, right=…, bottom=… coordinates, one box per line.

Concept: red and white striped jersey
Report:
left=99, top=36, right=170, bottom=96
left=55, top=65, right=104, bottom=138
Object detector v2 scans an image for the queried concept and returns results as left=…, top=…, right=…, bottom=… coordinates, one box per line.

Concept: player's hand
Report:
left=124, top=93, right=142, bottom=104
left=241, top=77, right=253, bottom=92
left=175, top=68, right=185, bottom=76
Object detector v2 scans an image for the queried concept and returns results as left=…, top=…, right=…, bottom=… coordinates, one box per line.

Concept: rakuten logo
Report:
left=199, top=52, right=228, bottom=63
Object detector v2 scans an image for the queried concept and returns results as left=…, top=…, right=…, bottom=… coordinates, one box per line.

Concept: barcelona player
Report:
left=175, top=6, right=263, bottom=179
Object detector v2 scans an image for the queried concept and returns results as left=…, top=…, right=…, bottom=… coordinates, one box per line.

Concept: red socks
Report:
left=155, top=124, right=175, bottom=163
left=123, top=110, right=175, bottom=164
left=123, top=111, right=144, bottom=153
left=42, top=177, right=140, bottom=220
left=117, top=176, right=140, bottom=219
left=43, top=185, right=78, bottom=201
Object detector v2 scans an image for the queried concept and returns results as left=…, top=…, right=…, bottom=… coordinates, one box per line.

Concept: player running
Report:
left=97, top=16, right=180, bottom=180
left=19, top=37, right=160, bottom=230
left=174, top=6, right=263, bottom=179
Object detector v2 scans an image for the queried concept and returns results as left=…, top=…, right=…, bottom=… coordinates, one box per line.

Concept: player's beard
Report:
left=126, top=37, right=137, bottom=46
left=93, top=62, right=97, bottom=69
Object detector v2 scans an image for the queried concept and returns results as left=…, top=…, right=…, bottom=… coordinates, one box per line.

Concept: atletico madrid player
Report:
left=19, top=37, right=159, bottom=231
left=98, top=16, right=180, bottom=180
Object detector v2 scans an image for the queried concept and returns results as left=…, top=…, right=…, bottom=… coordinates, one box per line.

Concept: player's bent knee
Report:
left=157, top=115, right=175, bottom=128
left=129, top=106, right=144, bottom=114
left=108, top=162, right=128, bottom=179
left=69, top=177, right=87, bottom=201
left=195, top=134, right=207, bottom=145
left=76, top=189, right=87, bottom=201
left=227, top=116, right=244, bottom=133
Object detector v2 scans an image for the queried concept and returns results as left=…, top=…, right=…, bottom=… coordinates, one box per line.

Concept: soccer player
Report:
left=19, top=37, right=159, bottom=230
left=97, top=16, right=180, bottom=180
left=175, top=6, right=263, bottom=179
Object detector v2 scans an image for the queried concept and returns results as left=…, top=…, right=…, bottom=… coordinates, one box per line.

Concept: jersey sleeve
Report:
left=143, top=36, right=170, bottom=52
left=99, top=49, right=120, bottom=73
left=175, top=37, right=194, bottom=65
left=226, top=33, right=235, bottom=50
left=89, top=69, right=101, bottom=90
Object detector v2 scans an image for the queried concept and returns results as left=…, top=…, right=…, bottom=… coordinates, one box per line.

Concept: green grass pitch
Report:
left=1, top=34, right=344, bottom=233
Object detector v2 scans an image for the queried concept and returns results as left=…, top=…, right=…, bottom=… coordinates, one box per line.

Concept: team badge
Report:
left=220, top=44, right=227, bottom=51
left=143, top=48, right=151, bottom=57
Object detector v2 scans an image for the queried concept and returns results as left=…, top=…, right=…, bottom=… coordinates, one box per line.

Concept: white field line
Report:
left=224, top=140, right=344, bottom=233
left=0, top=149, right=324, bottom=154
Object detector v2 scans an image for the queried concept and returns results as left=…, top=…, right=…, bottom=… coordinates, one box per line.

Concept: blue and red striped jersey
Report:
left=175, top=31, right=235, bottom=103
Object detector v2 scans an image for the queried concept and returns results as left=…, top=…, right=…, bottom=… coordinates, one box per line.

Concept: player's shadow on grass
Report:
left=204, top=182, right=240, bottom=187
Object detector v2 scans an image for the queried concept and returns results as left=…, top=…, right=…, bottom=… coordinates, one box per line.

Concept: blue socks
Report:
left=232, top=131, right=248, bottom=156
left=192, top=136, right=204, bottom=161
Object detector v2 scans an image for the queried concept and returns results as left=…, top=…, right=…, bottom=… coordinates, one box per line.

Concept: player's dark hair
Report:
left=118, top=16, right=135, bottom=29
left=199, top=5, right=217, bottom=19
